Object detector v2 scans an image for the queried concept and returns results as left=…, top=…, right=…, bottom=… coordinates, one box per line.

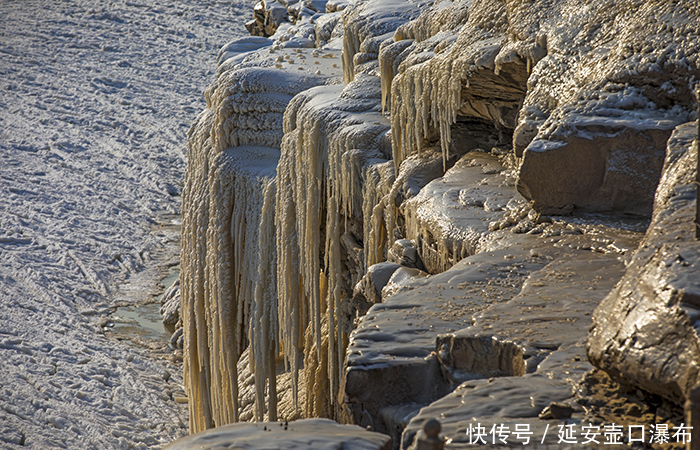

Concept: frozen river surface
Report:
left=0, top=1, right=247, bottom=448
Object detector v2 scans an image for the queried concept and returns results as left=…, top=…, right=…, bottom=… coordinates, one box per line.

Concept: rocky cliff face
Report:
left=588, top=121, right=700, bottom=406
left=178, top=0, right=699, bottom=447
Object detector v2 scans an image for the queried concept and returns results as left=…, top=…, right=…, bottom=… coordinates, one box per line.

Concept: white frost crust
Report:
left=341, top=0, right=428, bottom=82
left=0, top=0, right=255, bottom=447
left=164, top=418, right=390, bottom=450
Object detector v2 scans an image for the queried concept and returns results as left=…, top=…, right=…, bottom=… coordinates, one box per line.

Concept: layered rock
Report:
left=587, top=121, right=700, bottom=406
left=516, top=1, right=699, bottom=215
left=341, top=247, right=548, bottom=442
left=399, top=248, right=631, bottom=449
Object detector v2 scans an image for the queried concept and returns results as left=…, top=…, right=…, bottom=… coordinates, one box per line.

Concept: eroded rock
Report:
left=513, top=0, right=699, bottom=216
left=160, top=277, right=181, bottom=328
left=518, top=121, right=673, bottom=215
left=387, top=239, right=423, bottom=270
left=587, top=121, right=700, bottom=406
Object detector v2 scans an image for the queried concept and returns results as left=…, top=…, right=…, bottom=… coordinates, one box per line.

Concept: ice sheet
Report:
left=0, top=0, right=251, bottom=447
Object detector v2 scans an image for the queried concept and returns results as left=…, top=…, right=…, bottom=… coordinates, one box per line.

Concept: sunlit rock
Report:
left=517, top=116, right=675, bottom=215
left=587, top=121, right=700, bottom=406
left=515, top=0, right=699, bottom=215
left=401, top=238, right=636, bottom=449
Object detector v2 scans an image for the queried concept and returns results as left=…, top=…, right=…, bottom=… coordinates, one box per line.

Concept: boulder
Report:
left=517, top=119, right=674, bottom=215
left=354, top=262, right=401, bottom=305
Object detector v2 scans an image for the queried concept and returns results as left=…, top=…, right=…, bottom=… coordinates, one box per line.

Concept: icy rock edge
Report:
left=164, top=418, right=391, bottom=450
left=177, top=0, right=700, bottom=448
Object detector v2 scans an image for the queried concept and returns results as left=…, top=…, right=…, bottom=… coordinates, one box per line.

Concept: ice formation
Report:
left=181, top=34, right=344, bottom=431
left=276, top=74, right=391, bottom=419
left=180, top=0, right=700, bottom=446
left=164, top=418, right=391, bottom=450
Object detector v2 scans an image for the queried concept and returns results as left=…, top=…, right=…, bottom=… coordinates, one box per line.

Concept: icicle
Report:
left=389, top=26, right=510, bottom=175
left=342, top=25, right=361, bottom=83
left=325, top=195, right=341, bottom=410
left=252, top=180, right=278, bottom=421
left=182, top=107, right=217, bottom=433
left=183, top=98, right=283, bottom=433
left=276, top=143, right=302, bottom=413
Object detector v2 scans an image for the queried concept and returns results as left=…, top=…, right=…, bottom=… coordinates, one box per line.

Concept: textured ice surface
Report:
left=0, top=0, right=250, bottom=448
left=181, top=32, right=340, bottom=432
left=164, top=418, right=391, bottom=450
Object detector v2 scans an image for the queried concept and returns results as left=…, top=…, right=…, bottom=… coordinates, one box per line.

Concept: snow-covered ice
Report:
left=0, top=0, right=249, bottom=448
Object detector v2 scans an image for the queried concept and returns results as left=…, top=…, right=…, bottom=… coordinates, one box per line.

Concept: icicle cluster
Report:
left=388, top=0, right=551, bottom=171
left=182, top=139, right=280, bottom=431
left=182, top=60, right=327, bottom=432
left=276, top=76, right=390, bottom=419
left=182, top=0, right=546, bottom=433
left=390, top=25, right=504, bottom=170
left=182, top=128, right=278, bottom=430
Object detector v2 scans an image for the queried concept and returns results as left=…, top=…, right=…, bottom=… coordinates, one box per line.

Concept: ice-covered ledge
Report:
left=163, top=418, right=391, bottom=450
left=181, top=36, right=341, bottom=431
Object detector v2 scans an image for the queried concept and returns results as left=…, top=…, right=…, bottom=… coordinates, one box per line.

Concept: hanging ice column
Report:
left=389, top=6, right=534, bottom=172
left=181, top=37, right=332, bottom=433
left=276, top=73, right=392, bottom=420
